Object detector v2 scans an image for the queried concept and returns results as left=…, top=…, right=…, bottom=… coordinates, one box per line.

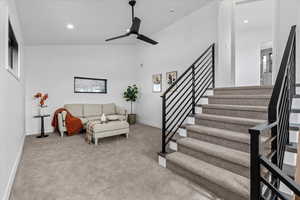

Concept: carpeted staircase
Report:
left=164, top=85, right=273, bottom=200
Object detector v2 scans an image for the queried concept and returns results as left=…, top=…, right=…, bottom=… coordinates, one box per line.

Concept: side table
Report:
left=34, top=114, right=50, bottom=138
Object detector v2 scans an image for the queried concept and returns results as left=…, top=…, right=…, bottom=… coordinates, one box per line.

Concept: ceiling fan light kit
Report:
left=106, top=0, right=158, bottom=45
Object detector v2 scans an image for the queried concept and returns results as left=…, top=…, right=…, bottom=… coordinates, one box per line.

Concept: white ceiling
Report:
left=235, top=0, right=273, bottom=32
left=15, top=0, right=211, bottom=45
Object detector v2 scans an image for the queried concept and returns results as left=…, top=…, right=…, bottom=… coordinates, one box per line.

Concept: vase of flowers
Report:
left=34, top=93, right=48, bottom=116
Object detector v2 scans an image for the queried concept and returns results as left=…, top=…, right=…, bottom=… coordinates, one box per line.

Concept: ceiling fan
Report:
left=105, top=0, right=158, bottom=45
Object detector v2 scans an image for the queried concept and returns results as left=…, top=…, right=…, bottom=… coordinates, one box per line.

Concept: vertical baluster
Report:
left=271, top=124, right=280, bottom=195
left=162, top=95, right=166, bottom=154
left=291, top=36, right=296, bottom=98
left=192, top=64, right=195, bottom=115
left=212, top=44, right=215, bottom=88
left=249, top=128, right=261, bottom=200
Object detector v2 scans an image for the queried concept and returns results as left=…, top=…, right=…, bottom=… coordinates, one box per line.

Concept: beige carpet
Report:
left=10, top=124, right=219, bottom=200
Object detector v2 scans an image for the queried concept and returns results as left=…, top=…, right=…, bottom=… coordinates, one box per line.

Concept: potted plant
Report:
left=123, top=85, right=138, bottom=125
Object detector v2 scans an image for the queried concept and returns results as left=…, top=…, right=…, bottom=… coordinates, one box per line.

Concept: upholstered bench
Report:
left=86, top=120, right=129, bottom=145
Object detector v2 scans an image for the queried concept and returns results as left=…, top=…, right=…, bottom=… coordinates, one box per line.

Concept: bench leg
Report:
left=95, top=137, right=98, bottom=146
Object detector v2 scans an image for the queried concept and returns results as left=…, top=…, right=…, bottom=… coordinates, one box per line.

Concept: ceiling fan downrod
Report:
left=129, top=0, right=136, bottom=22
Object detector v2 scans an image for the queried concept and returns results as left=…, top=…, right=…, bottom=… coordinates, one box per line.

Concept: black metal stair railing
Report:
left=161, top=44, right=215, bottom=154
left=249, top=25, right=300, bottom=199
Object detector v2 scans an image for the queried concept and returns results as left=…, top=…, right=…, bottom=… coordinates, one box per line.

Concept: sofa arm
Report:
left=57, top=111, right=67, bottom=137
left=116, top=106, right=128, bottom=121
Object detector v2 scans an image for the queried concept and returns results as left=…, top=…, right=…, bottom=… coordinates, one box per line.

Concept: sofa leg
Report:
left=95, top=138, right=98, bottom=146
left=126, top=133, right=129, bottom=138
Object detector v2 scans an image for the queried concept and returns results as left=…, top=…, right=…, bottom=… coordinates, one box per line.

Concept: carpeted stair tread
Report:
left=185, top=124, right=268, bottom=144
left=214, top=85, right=273, bottom=91
left=194, top=113, right=266, bottom=126
left=186, top=124, right=250, bottom=144
left=166, top=152, right=250, bottom=199
left=200, top=104, right=268, bottom=112
left=177, top=137, right=250, bottom=168
left=209, top=95, right=271, bottom=99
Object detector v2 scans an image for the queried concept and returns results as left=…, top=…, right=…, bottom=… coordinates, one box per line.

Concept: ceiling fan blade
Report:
left=130, top=17, right=141, bottom=34
left=137, top=34, right=158, bottom=45
left=105, top=33, right=130, bottom=42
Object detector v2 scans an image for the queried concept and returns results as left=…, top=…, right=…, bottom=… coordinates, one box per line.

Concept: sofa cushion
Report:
left=83, top=104, right=102, bottom=117
left=65, top=104, right=84, bottom=117
left=85, top=116, right=101, bottom=122
left=116, top=106, right=127, bottom=115
left=102, top=103, right=116, bottom=115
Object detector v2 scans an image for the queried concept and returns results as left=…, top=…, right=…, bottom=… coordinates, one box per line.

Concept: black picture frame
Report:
left=74, top=77, right=107, bottom=94
left=6, top=17, right=20, bottom=80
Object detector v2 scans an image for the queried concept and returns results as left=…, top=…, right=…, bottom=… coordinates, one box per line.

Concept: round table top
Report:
left=34, top=114, right=50, bottom=118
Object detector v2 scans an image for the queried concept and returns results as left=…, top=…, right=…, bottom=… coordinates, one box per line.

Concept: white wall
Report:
left=0, top=0, right=25, bottom=200
left=235, top=28, right=272, bottom=86
left=25, top=45, right=138, bottom=135
left=217, top=0, right=235, bottom=87
left=273, top=0, right=298, bottom=83
left=136, top=1, right=218, bottom=128
left=234, top=0, right=273, bottom=86
left=298, top=1, right=300, bottom=83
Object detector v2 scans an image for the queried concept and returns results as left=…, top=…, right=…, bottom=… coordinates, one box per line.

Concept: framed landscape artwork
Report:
left=3, top=4, right=21, bottom=80
left=8, top=19, right=19, bottom=75
left=74, top=77, right=107, bottom=94
left=152, top=73, right=162, bottom=93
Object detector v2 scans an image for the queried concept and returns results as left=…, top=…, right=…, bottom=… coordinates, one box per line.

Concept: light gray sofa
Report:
left=57, top=103, right=128, bottom=139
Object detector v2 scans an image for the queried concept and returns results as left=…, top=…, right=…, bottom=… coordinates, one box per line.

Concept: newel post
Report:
left=249, top=128, right=261, bottom=200
left=161, top=95, right=166, bottom=154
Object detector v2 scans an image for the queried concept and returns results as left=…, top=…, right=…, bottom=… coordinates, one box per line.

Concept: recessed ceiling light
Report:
left=170, top=9, right=175, bottom=13
left=243, top=20, right=249, bottom=24
left=66, top=24, right=75, bottom=30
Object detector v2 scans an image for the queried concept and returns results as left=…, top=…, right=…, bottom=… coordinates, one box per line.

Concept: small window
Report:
left=7, top=19, right=20, bottom=79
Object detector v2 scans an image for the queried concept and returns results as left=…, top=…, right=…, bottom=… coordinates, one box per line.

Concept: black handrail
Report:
left=161, top=44, right=215, bottom=154
left=249, top=26, right=299, bottom=200
left=268, top=26, right=296, bottom=123
left=162, top=44, right=214, bottom=96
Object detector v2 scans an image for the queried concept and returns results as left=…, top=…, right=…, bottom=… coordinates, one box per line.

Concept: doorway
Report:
left=234, top=0, right=274, bottom=86
left=260, top=48, right=273, bottom=86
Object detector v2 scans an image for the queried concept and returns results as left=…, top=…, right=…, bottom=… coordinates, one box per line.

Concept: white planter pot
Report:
left=39, top=106, right=47, bottom=116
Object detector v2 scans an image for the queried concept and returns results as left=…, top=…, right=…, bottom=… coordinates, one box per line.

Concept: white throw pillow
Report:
left=101, top=113, right=107, bottom=122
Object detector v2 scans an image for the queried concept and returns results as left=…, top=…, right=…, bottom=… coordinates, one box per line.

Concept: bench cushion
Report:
left=87, top=121, right=129, bottom=133
left=107, top=114, right=126, bottom=121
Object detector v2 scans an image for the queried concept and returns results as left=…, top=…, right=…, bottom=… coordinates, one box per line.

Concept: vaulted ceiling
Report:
left=235, top=0, right=273, bottom=32
left=15, top=0, right=211, bottom=45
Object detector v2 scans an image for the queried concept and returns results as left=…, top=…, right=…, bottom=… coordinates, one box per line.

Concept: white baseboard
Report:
left=179, top=128, right=187, bottom=137
left=2, top=135, right=25, bottom=200
left=169, top=141, right=178, bottom=151
left=26, top=129, right=53, bottom=136
left=136, top=119, right=160, bottom=129
left=186, top=117, right=195, bottom=125
left=158, top=155, right=166, bottom=168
